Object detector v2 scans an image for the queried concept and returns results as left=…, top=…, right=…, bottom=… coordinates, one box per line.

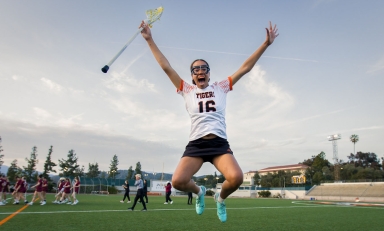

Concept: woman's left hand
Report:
left=266, top=21, right=279, bottom=45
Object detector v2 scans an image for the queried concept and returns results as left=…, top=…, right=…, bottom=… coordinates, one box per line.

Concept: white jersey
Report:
left=177, top=77, right=233, bottom=141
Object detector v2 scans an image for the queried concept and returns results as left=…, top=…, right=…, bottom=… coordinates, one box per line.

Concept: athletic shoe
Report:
left=41, top=201, right=46, bottom=206
left=164, top=202, right=168, bottom=204
left=53, top=201, right=58, bottom=204
left=13, top=201, right=19, bottom=205
left=127, top=201, right=131, bottom=203
left=214, top=193, right=227, bottom=223
left=67, top=202, right=72, bottom=205
left=0, top=202, right=4, bottom=206
left=170, top=201, right=173, bottom=204
left=28, top=202, right=33, bottom=205
left=127, top=207, right=133, bottom=211
left=195, top=186, right=206, bottom=215
left=141, top=209, right=147, bottom=211
left=120, top=200, right=124, bottom=203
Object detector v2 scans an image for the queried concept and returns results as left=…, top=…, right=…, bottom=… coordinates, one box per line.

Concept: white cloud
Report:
left=33, top=107, right=51, bottom=120
left=41, top=78, right=63, bottom=92
left=12, top=75, right=24, bottom=81
left=244, top=65, right=294, bottom=114
left=56, top=113, right=84, bottom=128
left=105, top=72, right=157, bottom=93
left=367, top=56, right=384, bottom=74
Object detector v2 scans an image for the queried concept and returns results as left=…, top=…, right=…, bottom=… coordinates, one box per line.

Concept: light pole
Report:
left=328, top=134, right=341, bottom=182
left=64, top=167, right=69, bottom=177
left=204, top=177, right=208, bottom=186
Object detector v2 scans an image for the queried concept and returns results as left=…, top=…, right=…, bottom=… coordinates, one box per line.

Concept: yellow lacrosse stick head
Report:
left=146, top=6, right=163, bottom=28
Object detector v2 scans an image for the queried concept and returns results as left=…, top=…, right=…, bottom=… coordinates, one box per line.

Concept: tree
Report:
left=312, top=172, right=324, bottom=185
left=348, top=152, right=381, bottom=169
left=350, top=134, right=359, bottom=155
left=0, top=136, right=4, bottom=172
left=87, top=163, right=101, bottom=178
left=127, top=166, right=134, bottom=180
left=58, top=149, right=80, bottom=177
left=7, top=159, right=22, bottom=180
left=43, top=146, right=57, bottom=181
left=108, top=154, right=119, bottom=179
left=301, top=151, right=331, bottom=184
left=23, top=146, right=39, bottom=182
left=134, top=162, right=142, bottom=176
left=100, top=171, right=107, bottom=179
left=75, top=165, right=85, bottom=177
left=253, top=172, right=261, bottom=186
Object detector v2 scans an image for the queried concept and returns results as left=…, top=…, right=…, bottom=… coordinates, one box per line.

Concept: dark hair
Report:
left=190, top=59, right=210, bottom=85
left=39, top=174, right=43, bottom=178
left=190, top=59, right=209, bottom=71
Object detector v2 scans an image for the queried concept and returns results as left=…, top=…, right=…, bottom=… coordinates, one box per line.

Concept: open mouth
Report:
left=197, top=75, right=206, bottom=84
left=198, top=78, right=205, bottom=84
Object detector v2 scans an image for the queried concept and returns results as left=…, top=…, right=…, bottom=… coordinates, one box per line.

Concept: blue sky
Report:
left=1, top=0, right=383, bottom=176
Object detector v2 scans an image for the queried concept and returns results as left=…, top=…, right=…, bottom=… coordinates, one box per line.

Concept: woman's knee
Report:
left=226, top=172, right=243, bottom=187
left=171, top=177, right=190, bottom=190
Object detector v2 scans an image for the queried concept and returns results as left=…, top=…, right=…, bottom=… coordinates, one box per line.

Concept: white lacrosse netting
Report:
left=146, top=6, right=163, bottom=27
left=101, top=6, right=164, bottom=73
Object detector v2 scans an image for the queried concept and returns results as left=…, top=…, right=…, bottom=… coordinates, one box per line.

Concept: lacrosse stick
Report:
left=101, top=6, right=164, bottom=73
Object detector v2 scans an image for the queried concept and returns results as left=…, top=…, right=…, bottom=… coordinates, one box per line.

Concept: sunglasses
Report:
left=191, top=65, right=210, bottom=75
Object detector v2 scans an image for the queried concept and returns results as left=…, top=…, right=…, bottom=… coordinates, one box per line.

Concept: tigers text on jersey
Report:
left=177, top=77, right=233, bottom=141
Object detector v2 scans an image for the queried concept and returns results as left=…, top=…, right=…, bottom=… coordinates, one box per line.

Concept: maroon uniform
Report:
left=74, top=181, right=80, bottom=193
left=18, top=179, right=27, bottom=193
left=35, top=179, right=43, bottom=192
left=64, top=181, right=71, bottom=194
left=58, top=181, right=64, bottom=192
left=4, top=181, right=10, bottom=192
left=42, top=179, right=48, bottom=192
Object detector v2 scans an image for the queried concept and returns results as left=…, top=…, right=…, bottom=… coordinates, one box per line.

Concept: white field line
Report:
left=2, top=202, right=383, bottom=216
left=0, top=205, right=335, bottom=215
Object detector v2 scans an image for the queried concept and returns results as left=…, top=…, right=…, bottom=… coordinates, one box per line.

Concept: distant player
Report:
left=2, top=176, right=10, bottom=204
left=164, top=181, right=173, bottom=204
left=127, top=174, right=147, bottom=211
left=120, top=180, right=131, bottom=203
left=41, top=176, right=48, bottom=203
left=29, top=174, right=45, bottom=205
left=53, top=178, right=65, bottom=204
left=59, top=178, right=71, bottom=204
left=11, top=176, right=19, bottom=204
left=0, top=175, right=4, bottom=205
left=71, top=176, right=80, bottom=205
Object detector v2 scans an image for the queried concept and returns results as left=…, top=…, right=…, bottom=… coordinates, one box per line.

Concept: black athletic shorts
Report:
left=182, top=136, right=234, bottom=164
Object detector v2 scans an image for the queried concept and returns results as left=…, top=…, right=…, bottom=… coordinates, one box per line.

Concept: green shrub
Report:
left=206, top=189, right=215, bottom=196
left=257, top=190, right=271, bottom=198
left=107, top=186, right=118, bottom=194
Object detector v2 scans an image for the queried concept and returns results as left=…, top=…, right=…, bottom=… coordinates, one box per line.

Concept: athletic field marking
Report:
left=292, top=201, right=384, bottom=207
left=0, top=205, right=343, bottom=216
left=1, top=201, right=383, bottom=216
left=0, top=204, right=29, bottom=226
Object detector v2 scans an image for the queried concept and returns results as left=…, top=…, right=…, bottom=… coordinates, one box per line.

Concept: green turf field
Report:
left=1, top=194, right=384, bottom=230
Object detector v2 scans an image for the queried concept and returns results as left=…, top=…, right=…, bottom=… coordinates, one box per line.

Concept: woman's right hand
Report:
left=140, top=20, right=152, bottom=40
